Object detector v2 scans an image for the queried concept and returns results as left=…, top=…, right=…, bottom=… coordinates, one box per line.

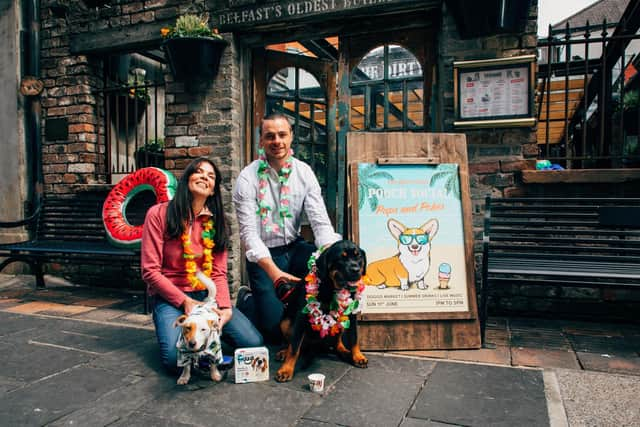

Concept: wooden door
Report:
left=253, top=49, right=338, bottom=221
left=336, top=28, right=436, bottom=232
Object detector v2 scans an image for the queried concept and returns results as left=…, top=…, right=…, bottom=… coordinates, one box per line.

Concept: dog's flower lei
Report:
left=302, top=249, right=365, bottom=338
left=182, top=217, right=215, bottom=290
left=256, top=147, right=293, bottom=233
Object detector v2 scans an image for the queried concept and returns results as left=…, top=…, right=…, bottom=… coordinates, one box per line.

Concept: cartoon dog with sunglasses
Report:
left=364, top=218, right=439, bottom=290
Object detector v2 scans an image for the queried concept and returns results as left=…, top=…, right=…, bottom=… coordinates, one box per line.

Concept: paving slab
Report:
left=4, top=301, right=94, bottom=315
left=575, top=351, right=640, bottom=375
left=136, top=379, right=319, bottom=426
left=302, top=354, right=435, bottom=427
left=512, top=347, right=580, bottom=370
left=567, top=333, right=638, bottom=356
left=409, top=362, right=548, bottom=426
left=0, top=367, right=137, bottom=426
left=445, top=346, right=511, bottom=366
left=48, top=375, right=174, bottom=427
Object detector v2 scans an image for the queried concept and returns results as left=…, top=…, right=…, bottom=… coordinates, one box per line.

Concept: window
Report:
left=350, top=44, right=424, bottom=131
left=102, top=53, right=165, bottom=181
left=266, top=67, right=329, bottom=189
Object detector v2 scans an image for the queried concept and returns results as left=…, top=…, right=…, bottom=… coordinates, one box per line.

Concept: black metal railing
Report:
left=537, top=17, right=640, bottom=169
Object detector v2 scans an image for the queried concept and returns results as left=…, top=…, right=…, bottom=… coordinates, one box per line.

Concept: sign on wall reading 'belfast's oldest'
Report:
left=212, top=0, right=425, bottom=30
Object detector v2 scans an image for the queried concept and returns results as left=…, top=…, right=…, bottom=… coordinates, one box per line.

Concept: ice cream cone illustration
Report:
left=438, top=263, right=451, bottom=289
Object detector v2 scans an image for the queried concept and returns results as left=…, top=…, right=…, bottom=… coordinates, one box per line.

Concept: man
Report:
left=233, top=113, right=340, bottom=341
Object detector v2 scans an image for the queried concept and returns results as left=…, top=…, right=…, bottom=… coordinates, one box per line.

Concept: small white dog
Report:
left=174, top=271, right=224, bottom=385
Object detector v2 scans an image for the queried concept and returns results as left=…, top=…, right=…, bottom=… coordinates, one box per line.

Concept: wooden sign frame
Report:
left=346, top=132, right=480, bottom=350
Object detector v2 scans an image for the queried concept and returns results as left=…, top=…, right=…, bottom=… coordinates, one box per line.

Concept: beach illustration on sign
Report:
left=365, top=218, right=438, bottom=291
left=357, top=162, right=469, bottom=313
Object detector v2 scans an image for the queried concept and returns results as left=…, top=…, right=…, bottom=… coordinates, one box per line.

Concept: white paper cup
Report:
left=308, top=373, right=325, bottom=393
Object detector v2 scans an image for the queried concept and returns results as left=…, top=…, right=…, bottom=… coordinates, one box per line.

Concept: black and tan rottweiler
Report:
left=275, top=240, right=368, bottom=382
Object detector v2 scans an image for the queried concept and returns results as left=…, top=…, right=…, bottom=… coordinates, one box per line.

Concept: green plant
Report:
left=623, top=90, right=640, bottom=111
left=614, top=89, right=640, bottom=113
left=161, top=13, right=222, bottom=40
left=124, top=71, right=150, bottom=103
left=137, top=138, right=164, bottom=153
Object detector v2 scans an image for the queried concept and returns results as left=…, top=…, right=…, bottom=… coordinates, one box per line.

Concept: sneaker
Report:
left=236, top=285, right=252, bottom=305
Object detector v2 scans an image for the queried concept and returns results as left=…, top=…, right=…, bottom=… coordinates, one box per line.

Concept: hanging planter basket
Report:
left=162, top=37, right=229, bottom=81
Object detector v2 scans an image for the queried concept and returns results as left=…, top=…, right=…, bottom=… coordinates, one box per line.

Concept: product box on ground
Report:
left=234, top=346, right=269, bottom=383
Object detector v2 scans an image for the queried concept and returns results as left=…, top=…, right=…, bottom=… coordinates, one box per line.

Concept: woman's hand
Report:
left=182, top=296, right=200, bottom=315
left=213, top=307, right=233, bottom=328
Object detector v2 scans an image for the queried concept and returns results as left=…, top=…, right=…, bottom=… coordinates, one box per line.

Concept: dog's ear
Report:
left=359, top=246, right=367, bottom=276
left=315, top=248, right=330, bottom=284
left=207, top=318, right=220, bottom=333
left=174, top=314, right=187, bottom=327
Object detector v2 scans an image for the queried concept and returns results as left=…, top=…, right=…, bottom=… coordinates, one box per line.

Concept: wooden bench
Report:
left=480, top=197, right=640, bottom=345
left=0, top=192, right=148, bottom=313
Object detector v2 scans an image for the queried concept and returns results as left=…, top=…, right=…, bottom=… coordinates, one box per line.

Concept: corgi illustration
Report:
left=364, top=218, right=439, bottom=290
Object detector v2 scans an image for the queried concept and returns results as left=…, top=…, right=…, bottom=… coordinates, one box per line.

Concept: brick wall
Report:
left=38, top=0, right=245, bottom=291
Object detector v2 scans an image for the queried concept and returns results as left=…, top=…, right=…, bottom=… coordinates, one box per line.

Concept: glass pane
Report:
left=350, top=86, right=365, bottom=130
left=296, top=143, right=311, bottom=164
left=388, top=81, right=403, bottom=129
left=352, top=45, right=384, bottom=83
left=388, top=44, right=422, bottom=80
left=369, top=84, right=385, bottom=129
left=298, top=68, right=324, bottom=102
left=297, top=102, right=312, bottom=141
left=313, top=103, right=327, bottom=143
left=265, top=97, right=285, bottom=116
left=267, top=67, right=295, bottom=97
left=407, top=80, right=424, bottom=128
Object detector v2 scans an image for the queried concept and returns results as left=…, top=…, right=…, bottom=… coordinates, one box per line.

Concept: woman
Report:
left=141, top=157, right=263, bottom=373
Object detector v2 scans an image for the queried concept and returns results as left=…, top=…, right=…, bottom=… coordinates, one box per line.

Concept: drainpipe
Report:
left=22, top=0, right=42, bottom=214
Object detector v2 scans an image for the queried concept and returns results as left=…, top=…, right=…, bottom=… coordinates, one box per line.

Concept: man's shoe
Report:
left=236, top=285, right=252, bottom=305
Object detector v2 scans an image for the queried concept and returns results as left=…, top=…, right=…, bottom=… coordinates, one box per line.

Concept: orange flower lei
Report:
left=181, top=217, right=215, bottom=290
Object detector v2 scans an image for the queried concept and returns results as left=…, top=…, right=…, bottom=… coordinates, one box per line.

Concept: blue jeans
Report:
left=153, top=291, right=263, bottom=374
left=237, top=238, right=315, bottom=342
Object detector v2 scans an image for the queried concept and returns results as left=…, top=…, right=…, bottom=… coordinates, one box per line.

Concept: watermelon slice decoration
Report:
left=103, top=167, right=177, bottom=249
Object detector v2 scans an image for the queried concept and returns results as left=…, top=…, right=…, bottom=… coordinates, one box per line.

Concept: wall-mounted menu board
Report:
left=454, top=54, right=536, bottom=128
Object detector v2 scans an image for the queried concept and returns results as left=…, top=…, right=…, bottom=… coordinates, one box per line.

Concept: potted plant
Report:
left=135, top=138, right=165, bottom=169
left=161, top=13, right=228, bottom=81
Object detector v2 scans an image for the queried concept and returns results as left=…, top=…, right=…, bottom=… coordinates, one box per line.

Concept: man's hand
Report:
left=213, top=307, right=233, bottom=328
left=257, top=257, right=300, bottom=284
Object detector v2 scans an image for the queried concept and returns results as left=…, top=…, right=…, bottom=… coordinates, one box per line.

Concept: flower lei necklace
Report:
left=181, top=216, right=215, bottom=290
left=302, top=249, right=365, bottom=338
left=256, top=147, right=293, bottom=233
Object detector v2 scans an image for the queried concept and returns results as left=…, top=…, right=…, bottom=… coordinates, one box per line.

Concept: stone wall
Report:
left=0, top=0, right=29, bottom=249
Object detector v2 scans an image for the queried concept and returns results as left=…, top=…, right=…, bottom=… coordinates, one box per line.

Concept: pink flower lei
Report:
left=256, top=147, right=293, bottom=233
left=302, top=249, right=365, bottom=338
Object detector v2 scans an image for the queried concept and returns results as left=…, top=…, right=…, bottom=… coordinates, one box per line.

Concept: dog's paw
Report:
left=210, top=366, right=223, bottom=382
left=353, top=354, right=368, bottom=368
left=400, top=283, right=409, bottom=291
left=177, top=375, right=190, bottom=385
left=275, top=348, right=287, bottom=361
left=377, top=284, right=387, bottom=289
left=417, top=281, right=427, bottom=290
left=275, top=367, right=294, bottom=382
